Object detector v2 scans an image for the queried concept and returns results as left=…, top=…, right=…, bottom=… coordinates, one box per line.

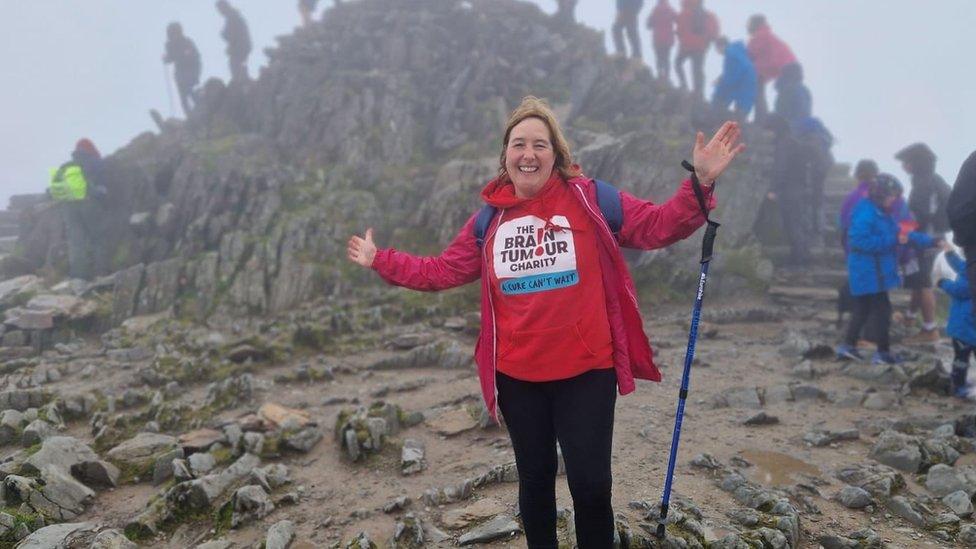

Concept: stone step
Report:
left=7, top=194, right=47, bottom=212
left=0, top=236, right=16, bottom=255
left=0, top=211, right=17, bottom=225
left=763, top=245, right=845, bottom=264
left=769, top=284, right=911, bottom=307
left=0, top=224, right=18, bottom=238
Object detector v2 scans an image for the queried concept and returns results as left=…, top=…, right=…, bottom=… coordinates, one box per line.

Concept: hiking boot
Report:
left=872, top=351, right=903, bottom=365
left=836, top=345, right=864, bottom=362
left=952, top=362, right=970, bottom=398
left=903, top=328, right=942, bottom=345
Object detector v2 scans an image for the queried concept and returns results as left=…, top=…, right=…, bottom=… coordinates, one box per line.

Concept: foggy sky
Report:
left=2, top=0, right=973, bottom=208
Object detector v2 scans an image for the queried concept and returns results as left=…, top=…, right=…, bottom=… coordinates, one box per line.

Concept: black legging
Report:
left=845, top=292, right=892, bottom=353
left=612, top=9, right=642, bottom=59
left=955, top=338, right=975, bottom=364
left=675, top=49, right=705, bottom=100
left=497, top=368, right=617, bottom=549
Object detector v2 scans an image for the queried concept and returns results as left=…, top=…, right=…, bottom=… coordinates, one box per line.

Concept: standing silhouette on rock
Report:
left=298, top=0, right=319, bottom=26
left=774, top=63, right=812, bottom=126
left=746, top=15, right=797, bottom=121
left=675, top=0, right=719, bottom=100
left=217, top=0, right=252, bottom=83
left=163, top=22, right=201, bottom=117
left=613, top=0, right=645, bottom=60
left=646, top=0, right=678, bottom=82
left=555, top=0, right=579, bottom=24
left=896, top=143, right=953, bottom=343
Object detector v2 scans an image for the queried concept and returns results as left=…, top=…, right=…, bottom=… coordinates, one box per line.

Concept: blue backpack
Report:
left=473, top=180, right=623, bottom=248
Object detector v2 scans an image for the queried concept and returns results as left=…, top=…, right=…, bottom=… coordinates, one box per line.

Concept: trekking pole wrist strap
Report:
left=682, top=160, right=720, bottom=264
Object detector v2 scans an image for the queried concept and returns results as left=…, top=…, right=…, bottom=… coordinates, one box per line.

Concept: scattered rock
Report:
left=457, top=514, right=520, bottom=545
left=835, top=485, right=873, bottom=509
left=401, top=439, right=426, bottom=475
left=229, top=484, right=275, bottom=527
left=943, top=490, right=974, bottom=517
left=265, top=519, right=295, bottom=549
left=743, top=412, right=779, bottom=426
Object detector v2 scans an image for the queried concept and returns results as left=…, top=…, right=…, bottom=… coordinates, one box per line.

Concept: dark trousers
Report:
left=176, top=78, right=196, bottom=117
left=754, top=79, right=769, bottom=121
left=845, top=292, right=892, bottom=352
left=612, top=10, right=642, bottom=59
left=778, top=194, right=810, bottom=265
left=653, top=43, right=672, bottom=81
left=497, top=369, right=617, bottom=549
left=229, top=54, right=249, bottom=82
left=675, top=49, right=705, bottom=100
left=955, top=338, right=975, bottom=365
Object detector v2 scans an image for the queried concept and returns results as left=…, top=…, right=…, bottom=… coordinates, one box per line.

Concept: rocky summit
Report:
left=0, top=0, right=971, bottom=548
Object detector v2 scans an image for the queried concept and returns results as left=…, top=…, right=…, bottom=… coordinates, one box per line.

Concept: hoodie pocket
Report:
left=498, top=321, right=601, bottom=365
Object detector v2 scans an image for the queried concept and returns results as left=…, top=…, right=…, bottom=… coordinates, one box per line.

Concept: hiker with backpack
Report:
left=555, top=0, right=579, bottom=24
left=217, top=0, right=252, bottom=83
left=896, top=143, right=953, bottom=343
left=674, top=0, right=720, bottom=101
left=746, top=15, right=797, bottom=122
left=48, top=139, right=108, bottom=281
left=836, top=175, right=939, bottom=365
left=711, top=36, right=757, bottom=119
left=613, top=0, right=645, bottom=60
left=346, top=96, right=744, bottom=548
left=646, top=0, right=678, bottom=82
left=949, top=150, right=976, bottom=313
left=163, top=22, right=201, bottom=117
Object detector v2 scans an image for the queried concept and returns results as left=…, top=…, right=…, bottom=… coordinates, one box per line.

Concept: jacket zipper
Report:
left=482, top=209, right=505, bottom=420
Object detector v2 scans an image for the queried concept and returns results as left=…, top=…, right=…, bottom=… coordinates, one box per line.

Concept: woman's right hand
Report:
left=347, top=228, right=377, bottom=268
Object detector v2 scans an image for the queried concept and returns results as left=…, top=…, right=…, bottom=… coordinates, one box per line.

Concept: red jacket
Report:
left=676, top=7, right=719, bottom=53
left=647, top=2, right=678, bottom=47
left=372, top=176, right=715, bottom=420
left=747, top=24, right=797, bottom=82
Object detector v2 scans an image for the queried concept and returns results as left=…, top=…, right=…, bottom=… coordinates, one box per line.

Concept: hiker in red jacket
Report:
left=347, top=96, right=744, bottom=548
left=646, top=0, right=678, bottom=82
left=746, top=14, right=797, bottom=121
left=674, top=0, right=720, bottom=100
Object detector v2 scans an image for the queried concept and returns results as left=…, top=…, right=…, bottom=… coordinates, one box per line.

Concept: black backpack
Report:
left=948, top=151, right=976, bottom=247
left=474, top=180, right=623, bottom=248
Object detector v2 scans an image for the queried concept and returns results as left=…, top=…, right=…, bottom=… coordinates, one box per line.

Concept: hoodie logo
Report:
left=493, top=215, right=578, bottom=295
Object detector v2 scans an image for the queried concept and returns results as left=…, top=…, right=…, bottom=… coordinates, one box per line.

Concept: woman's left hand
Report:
left=692, top=121, right=746, bottom=187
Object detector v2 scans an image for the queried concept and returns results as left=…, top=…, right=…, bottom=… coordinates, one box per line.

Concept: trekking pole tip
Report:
left=655, top=522, right=666, bottom=539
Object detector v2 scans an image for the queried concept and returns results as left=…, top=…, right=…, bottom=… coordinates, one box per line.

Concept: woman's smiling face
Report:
left=505, top=117, right=556, bottom=198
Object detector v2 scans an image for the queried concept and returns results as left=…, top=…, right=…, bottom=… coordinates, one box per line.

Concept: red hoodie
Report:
left=372, top=174, right=715, bottom=421
left=481, top=174, right=613, bottom=381
left=647, top=2, right=678, bottom=48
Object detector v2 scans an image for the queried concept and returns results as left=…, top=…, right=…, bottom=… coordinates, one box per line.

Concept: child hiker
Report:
left=935, top=243, right=975, bottom=397
left=837, top=174, right=937, bottom=364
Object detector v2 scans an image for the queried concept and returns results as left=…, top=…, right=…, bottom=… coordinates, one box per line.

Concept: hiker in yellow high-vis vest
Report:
left=48, top=139, right=107, bottom=280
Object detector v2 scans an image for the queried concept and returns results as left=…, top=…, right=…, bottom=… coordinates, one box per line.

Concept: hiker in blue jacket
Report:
left=837, top=175, right=938, bottom=364
left=712, top=36, right=757, bottom=119
left=936, top=244, right=975, bottom=397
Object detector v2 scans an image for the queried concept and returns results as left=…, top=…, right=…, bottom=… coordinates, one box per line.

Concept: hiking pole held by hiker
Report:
left=657, top=160, right=720, bottom=539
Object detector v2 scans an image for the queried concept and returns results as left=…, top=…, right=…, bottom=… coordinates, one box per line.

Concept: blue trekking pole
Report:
left=657, top=161, right=720, bottom=539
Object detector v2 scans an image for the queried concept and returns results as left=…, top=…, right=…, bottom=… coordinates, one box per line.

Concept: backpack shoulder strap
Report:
left=474, top=205, right=498, bottom=249
left=594, top=179, right=623, bottom=239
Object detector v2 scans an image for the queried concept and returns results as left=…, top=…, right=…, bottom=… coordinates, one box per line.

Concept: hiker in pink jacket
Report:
left=347, top=96, right=744, bottom=547
left=746, top=14, right=797, bottom=121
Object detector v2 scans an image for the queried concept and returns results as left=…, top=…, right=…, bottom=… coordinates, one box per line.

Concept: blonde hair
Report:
left=498, top=96, right=580, bottom=181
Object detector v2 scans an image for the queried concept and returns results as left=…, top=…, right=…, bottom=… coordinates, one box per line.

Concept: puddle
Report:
left=739, top=449, right=820, bottom=486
